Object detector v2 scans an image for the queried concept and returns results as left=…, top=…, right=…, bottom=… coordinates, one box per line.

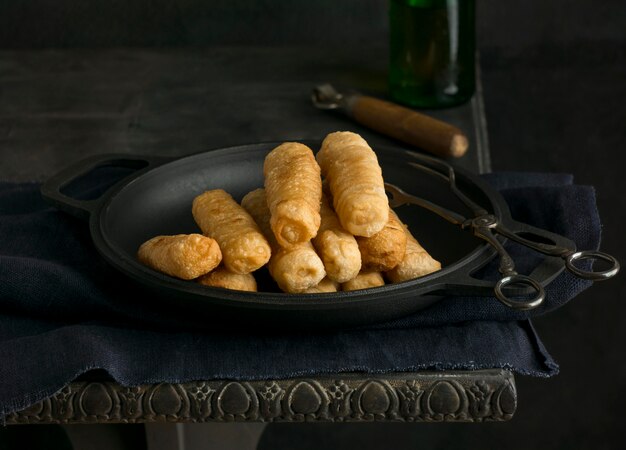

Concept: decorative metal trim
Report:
left=5, top=370, right=516, bottom=424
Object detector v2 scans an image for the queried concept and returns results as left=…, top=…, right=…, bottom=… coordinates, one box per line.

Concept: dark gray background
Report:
left=1, top=0, right=624, bottom=48
left=1, top=0, right=624, bottom=448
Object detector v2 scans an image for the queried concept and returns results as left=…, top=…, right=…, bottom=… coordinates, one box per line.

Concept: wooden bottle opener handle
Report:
left=345, top=95, right=469, bottom=158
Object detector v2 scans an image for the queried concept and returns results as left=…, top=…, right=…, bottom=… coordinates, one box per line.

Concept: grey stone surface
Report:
left=0, top=46, right=488, bottom=182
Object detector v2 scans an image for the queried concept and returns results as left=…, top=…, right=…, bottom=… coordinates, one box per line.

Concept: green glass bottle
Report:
left=389, top=0, right=475, bottom=108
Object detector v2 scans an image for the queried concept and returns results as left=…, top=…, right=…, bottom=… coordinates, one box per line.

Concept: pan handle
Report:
left=437, top=218, right=574, bottom=310
left=41, top=153, right=170, bottom=220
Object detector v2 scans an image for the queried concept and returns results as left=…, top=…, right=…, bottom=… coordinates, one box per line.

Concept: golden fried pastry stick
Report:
left=192, top=189, right=271, bottom=274
left=197, top=266, right=257, bottom=292
left=316, top=131, right=389, bottom=237
left=241, top=188, right=325, bottom=293
left=312, top=193, right=361, bottom=283
left=137, top=234, right=222, bottom=280
left=341, top=271, right=385, bottom=291
left=385, top=220, right=441, bottom=283
left=301, top=277, right=340, bottom=294
left=264, top=142, right=322, bottom=248
left=356, top=208, right=407, bottom=272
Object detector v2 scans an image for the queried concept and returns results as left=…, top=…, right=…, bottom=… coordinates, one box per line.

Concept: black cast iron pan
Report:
left=41, top=143, right=572, bottom=329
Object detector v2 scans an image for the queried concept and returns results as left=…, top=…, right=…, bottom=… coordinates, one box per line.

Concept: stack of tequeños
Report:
left=137, top=131, right=441, bottom=292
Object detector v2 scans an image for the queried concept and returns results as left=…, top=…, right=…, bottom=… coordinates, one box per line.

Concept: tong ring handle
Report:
left=494, top=274, right=545, bottom=310
left=565, top=250, right=620, bottom=281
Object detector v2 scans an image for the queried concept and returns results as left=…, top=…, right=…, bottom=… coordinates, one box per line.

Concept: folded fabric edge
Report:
left=0, top=364, right=102, bottom=421
left=527, top=320, right=560, bottom=377
left=1, top=350, right=559, bottom=420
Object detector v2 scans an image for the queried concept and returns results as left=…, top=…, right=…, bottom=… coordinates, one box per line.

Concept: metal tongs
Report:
left=385, top=151, right=620, bottom=310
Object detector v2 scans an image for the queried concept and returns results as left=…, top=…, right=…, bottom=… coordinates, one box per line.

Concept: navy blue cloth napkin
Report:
left=0, top=172, right=600, bottom=416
